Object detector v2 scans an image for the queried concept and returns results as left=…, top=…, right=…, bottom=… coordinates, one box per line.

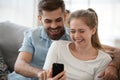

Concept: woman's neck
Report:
left=69, top=43, right=98, bottom=60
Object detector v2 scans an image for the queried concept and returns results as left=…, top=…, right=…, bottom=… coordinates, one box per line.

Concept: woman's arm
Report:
left=40, top=41, right=66, bottom=80
left=43, top=42, right=59, bottom=70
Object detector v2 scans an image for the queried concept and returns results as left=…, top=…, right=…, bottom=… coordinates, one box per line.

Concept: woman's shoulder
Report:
left=98, top=50, right=112, bottom=60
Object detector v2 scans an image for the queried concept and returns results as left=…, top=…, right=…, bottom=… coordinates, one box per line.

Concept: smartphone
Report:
left=52, top=63, right=64, bottom=77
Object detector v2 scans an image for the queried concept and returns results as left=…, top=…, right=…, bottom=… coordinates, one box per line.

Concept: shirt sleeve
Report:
left=43, top=41, right=59, bottom=70
left=94, top=53, right=112, bottom=80
left=19, top=29, right=34, bottom=54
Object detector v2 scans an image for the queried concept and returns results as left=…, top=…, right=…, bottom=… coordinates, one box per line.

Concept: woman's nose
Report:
left=75, top=32, right=80, bottom=38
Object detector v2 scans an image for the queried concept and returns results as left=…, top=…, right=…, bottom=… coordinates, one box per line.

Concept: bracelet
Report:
left=108, top=64, right=117, bottom=69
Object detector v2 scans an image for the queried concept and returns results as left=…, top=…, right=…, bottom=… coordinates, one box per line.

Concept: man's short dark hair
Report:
left=66, top=9, right=70, bottom=14
left=38, top=0, right=65, bottom=15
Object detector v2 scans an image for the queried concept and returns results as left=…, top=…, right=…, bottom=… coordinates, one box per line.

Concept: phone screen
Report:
left=52, top=63, right=64, bottom=77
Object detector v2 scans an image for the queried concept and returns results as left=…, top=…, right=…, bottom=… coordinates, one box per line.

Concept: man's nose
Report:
left=51, top=21, right=57, bottom=28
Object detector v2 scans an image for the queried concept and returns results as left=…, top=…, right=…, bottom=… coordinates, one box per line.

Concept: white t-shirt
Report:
left=43, top=40, right=112, bottom=80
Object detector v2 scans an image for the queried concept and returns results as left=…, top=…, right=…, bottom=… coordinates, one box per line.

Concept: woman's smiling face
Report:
left=70, top=18, right=96, bottom=48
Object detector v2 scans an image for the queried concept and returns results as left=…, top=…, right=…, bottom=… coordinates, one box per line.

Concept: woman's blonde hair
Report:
left=68, top=8, right=103, bottom=50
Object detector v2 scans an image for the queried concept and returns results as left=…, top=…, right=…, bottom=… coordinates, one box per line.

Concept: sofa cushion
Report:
left=0, top=21, right=29, bottom=72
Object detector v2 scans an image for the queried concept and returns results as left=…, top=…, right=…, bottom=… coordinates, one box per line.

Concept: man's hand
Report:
left=98, top=66, right=118, bottom=80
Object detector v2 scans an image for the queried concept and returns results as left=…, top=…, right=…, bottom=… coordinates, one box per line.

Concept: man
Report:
left=8, top=0, right=120, bottom=80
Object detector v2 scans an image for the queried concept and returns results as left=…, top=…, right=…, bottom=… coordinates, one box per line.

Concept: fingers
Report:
left=102, top=71, right=118, bottom=80
left=38, top=70, right=65, bottom=80
left=38, top=71, right=47, bottom=80
left=47, top=69, right=66, bottom=80
left=98, top=67, right=118, bottom=80
left=102, top=74, right=118, bottom=80
left=47, top=68, right=52, bottom=78
left=59, top=73, right=66, bottom=80
left=53, top=71, right=65, bottom=80
left=98, top=71, right=105, bottom=78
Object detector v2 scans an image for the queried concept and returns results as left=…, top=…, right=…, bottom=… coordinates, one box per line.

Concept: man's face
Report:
left=39, top=8, right=66, bottom=40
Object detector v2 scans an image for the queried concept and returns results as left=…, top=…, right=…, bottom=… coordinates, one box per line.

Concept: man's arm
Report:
left=102, top=45, right=120, bottom=69
left=98, top=45, right=120, bottom=80
left=14, top=52, right=43, bottom=78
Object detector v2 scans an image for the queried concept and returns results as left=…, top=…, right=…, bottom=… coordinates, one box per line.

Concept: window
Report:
left=0, top=0, right=38, bottom=27
left=0, top=0, right=120, bottom=47
left=65, top=0, right=120, bottom=48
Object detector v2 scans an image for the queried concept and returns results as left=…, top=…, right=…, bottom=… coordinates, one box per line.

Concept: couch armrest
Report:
left=0, top=21, right=29, bottom=72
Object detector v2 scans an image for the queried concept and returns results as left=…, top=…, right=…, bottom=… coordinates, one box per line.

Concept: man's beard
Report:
left=46, top=26, right=65, bottom=40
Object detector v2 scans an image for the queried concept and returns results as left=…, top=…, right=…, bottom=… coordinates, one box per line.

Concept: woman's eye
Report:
left=70, top=30, right=75, bottom=33
left=80, top=31, right=85, bottom=33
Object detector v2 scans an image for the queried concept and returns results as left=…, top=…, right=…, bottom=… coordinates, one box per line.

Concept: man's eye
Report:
left=45, top=20, right=52, bottom=23
left=56, top=18, right=63, bottom=22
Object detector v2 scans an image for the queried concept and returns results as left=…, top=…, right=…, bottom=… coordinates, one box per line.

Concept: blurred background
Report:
left=0, top=0, right=120, bottom=48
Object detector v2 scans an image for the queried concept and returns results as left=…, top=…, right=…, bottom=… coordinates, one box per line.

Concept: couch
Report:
left=0, top=21, right=29, bottom=72
left=0, top=21, right=120, bottom=79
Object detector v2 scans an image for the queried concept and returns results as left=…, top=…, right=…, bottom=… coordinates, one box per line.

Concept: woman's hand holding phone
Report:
left=39, top=63, right=66, bottom=80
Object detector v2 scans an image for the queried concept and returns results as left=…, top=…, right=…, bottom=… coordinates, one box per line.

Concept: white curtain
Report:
left=0, top=0, right=38, bottom=27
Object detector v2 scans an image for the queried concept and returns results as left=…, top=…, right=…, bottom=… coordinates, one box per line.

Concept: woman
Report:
left=42, top=8, right=112, bottom=80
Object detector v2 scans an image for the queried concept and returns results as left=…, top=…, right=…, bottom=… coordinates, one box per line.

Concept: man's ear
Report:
left=38, top=16, right=42, bottom=24
left=64, top=11, right=67, bottom=19
left=38, top=15, right=42, bottom=21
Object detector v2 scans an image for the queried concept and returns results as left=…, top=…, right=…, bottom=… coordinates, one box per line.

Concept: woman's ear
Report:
left=92, top=27, right=96, bottom=35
